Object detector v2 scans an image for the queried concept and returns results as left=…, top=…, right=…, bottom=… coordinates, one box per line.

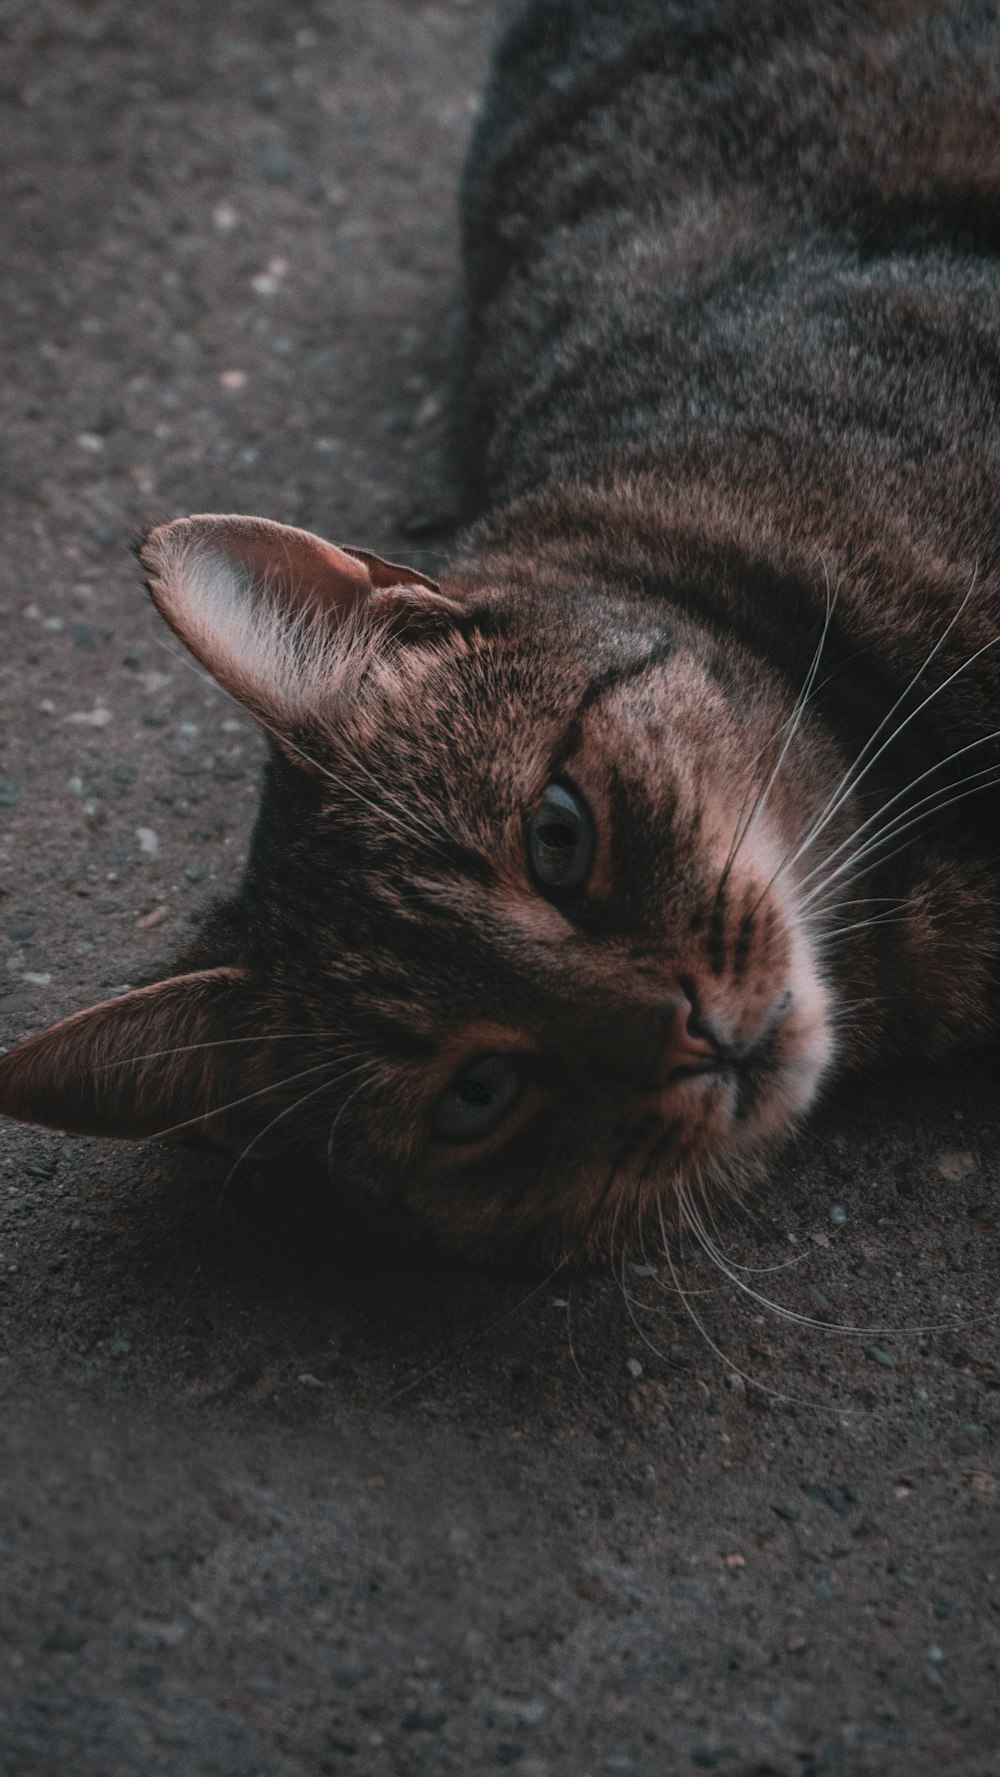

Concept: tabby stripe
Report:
left=552, top=639, right=672, bottom=771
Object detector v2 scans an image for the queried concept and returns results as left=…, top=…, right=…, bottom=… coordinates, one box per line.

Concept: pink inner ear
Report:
left=341, top=544, right=442, bottom=597
left=140, top=515, right=442, bottom=626
left=143, top=515, right=374, bottom=622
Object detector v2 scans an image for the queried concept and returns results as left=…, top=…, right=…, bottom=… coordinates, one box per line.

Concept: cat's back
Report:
left=461, top=0, right=1000, bottom=532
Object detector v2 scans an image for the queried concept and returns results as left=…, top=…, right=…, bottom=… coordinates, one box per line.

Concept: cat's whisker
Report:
left=683, top=1187, right=961, bottom=1341
left=770, top=571, right=988, bottom=884
left=794, top=730, right=1000, bottom=904
left=560, top=1282, right=595, bottom=1391
left=617, top=1231, right=690, bottom=1367
left=655, top=1187, right=828, bottom=1408
left=720, top=570, right=838, bottom=890
left=218, top=1064, right=378, bottom=1207
left=89, top=1032, right=358, bottom=1073
left=694, top=1177, right=818, bottom=1280
left=819, top=911, right=916, bottom=946
left=147, top=1053, right=372, bottom=1144
left=797, top=759, right=1000, bottom=915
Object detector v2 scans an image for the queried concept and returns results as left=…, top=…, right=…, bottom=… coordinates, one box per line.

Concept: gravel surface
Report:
left=1, top=5, right=999, bottom=1774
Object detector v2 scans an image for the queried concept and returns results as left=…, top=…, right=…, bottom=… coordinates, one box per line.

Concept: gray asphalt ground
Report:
left=1, top=4, right=999, bottom=1773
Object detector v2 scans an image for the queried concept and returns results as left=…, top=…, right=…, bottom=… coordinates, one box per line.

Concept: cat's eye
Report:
left=527, top=782, right=594, bottom=897
left=432, top=1054, right=521, bottom=1143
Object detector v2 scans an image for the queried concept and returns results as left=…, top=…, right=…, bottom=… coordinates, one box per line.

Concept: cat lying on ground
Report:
left=2, top=0, right=1000, bottom=1268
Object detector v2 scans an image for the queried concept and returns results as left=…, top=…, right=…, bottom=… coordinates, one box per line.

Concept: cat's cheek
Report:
left=748, top=928, right=837, bottom=1145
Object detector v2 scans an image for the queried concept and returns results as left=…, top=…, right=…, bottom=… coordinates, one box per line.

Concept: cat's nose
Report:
left=651, top=995, right=720, bottom=1085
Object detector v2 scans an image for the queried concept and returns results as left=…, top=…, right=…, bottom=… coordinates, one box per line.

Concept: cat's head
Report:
left=0, top=516, right=840, bottom=1268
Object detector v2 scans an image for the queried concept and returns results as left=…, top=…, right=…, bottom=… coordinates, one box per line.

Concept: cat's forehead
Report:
left=316, top=613, right=585, bottom=807
left=317, top=584, right=680, bottom=789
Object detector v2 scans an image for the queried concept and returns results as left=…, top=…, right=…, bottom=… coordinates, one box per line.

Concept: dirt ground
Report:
left=1, top=4, right=999, bottom=1773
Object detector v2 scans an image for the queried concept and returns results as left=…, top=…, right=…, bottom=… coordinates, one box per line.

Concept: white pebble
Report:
left=65, top=707, right=112, bottom=727
left=937, top=1150, right=975, bottom=1181
left=137, top=827, right=160, bottom=857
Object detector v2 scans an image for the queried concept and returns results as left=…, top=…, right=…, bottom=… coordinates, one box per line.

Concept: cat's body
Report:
left=456, top=0, right=1000, bottom=1069
left=2, top=0, right=1000, bottom=1266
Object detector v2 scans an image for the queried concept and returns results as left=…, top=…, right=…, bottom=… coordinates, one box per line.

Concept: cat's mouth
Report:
left=639, top=972, right=832, bottom=1160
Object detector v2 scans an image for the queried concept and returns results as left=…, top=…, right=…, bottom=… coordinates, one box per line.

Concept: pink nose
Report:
left=652, top=996, right=719, bottom=1085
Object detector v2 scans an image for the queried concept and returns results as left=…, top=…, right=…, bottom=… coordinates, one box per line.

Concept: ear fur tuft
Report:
left=138, top=514, right=460, bottom=751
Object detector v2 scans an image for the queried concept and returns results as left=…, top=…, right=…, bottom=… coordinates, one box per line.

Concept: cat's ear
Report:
left=138, top=514, right=461, bottom=744
left=0, top=967, right=259, bottom=1146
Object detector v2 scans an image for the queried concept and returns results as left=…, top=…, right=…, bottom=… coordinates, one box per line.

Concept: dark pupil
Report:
left=538, top=819, right=574, bottom=852
left=459, top=1078, right=494, bottom=1107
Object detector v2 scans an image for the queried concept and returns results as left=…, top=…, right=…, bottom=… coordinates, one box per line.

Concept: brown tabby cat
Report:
left=2, top=0, right=1000, bottom=1268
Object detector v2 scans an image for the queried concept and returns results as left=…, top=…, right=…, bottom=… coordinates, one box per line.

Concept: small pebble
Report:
left=259, top=145, right=294, bottom=184
left=937, top=1150, right=975, bottom=1181
left=0, top=778, right=22, bottom=808
left=830, top=1203, right=849, bottom=1225
left=864, top=1345, right=896, bottom=1368
left=220, top=370, right=247, bottom=391
left=135, top=905, right=169, bottom=930
left=626, top=1357, right=644, bottom=1379
left=136, top=828, right=160, bottom=857
left=66, top=707, right=112, bottom=727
